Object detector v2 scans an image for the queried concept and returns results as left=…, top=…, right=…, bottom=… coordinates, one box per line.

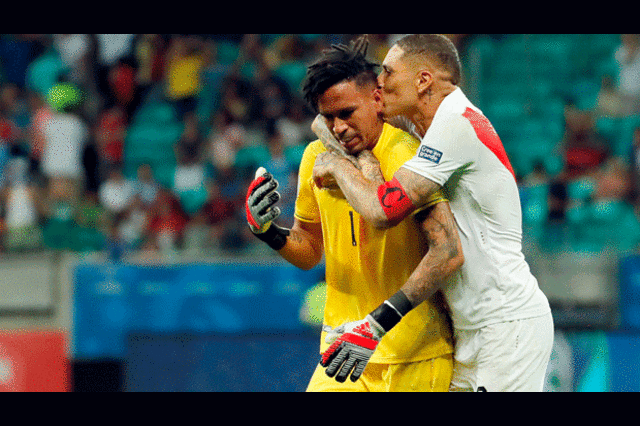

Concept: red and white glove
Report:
left=245, top=167, right=281, bottom=234
left=320, top=315, right=386, bottom=383
left=245, top=167, right=290, bottom=251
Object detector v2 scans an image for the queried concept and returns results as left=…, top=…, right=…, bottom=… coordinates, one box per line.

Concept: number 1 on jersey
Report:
left=349, top=211, right=357, bottom=246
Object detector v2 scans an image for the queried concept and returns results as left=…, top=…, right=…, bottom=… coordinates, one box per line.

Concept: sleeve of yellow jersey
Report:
left=294, top=141, right=324, bottom=224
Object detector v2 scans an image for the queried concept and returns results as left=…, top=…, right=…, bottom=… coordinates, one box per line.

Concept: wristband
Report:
left=377, top=177, right=415, bottom=225
left=369, top=290, right=414, bottom=332
left=253, top=223, right=290, bottom=251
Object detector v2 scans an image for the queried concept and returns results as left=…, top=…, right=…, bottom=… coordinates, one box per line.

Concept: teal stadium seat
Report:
left=275, top=61, right=308, bottom=93
left=153, top=164, right=177, bottom=189
left=284, top=144, right=306, bottom=168
left=520, top=183, right=549, bottom=225
left=571, top=79, right=601, bottom=110
left=234, top=145, right=271, bottom=174
left=216, top=41, right=240, bottom=66
left=595, top=116, right=625, bottom=156
left=123, top=103, right=182, bottom=187
left=584, top=200, right=640, bottom=252
left=25, top=51, right=67, bottom=96
left=620, top=115, right=640, bottom=155
left=567, top=177, right=597, bottom=201
left=133, top=102, right=177, bottom=126
left=177, top=186, right=209, bottom=216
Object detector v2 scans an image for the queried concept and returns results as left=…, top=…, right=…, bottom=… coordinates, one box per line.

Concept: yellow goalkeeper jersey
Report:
left=295, top=123, right=454, bottom=364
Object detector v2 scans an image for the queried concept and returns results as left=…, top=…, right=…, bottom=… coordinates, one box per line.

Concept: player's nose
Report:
left=333, top=118, right=349, bottom=138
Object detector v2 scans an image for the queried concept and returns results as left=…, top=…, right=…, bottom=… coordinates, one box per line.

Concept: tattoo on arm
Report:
left=401, top=202, right=463, bottom=307
left=395, top=167, right=442, bottom=208
left=278, top=220, right=324, bottom=270
left=287, top=230, right=304, bottom=244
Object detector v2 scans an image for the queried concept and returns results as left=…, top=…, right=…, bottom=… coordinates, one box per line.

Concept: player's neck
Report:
left=365, top=121, right=385, bottom=150
left=411, top=85, right=457, bottom=137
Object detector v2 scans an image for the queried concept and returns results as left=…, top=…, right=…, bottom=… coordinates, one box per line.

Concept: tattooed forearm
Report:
left=357, top=150, right=385, bottom=185
left=395, top=167, right=442, bottom=209
left=400, top=202, right=464, bottom=307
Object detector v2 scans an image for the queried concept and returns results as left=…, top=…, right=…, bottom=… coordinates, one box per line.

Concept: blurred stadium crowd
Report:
left=0, top=34, right=639, bottom=260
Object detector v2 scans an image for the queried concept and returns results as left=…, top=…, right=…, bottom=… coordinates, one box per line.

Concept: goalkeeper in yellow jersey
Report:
left=244, top=36, right=464, bottom=391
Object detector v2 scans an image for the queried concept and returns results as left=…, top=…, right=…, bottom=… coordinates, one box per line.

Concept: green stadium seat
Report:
left=275, top=61, right=308, bottom=93
left=580, top=199, right=640, bottom=251
left=75, top=226, right=106, bottom=252
left=465, top=35, right=497, bottom=81
left=177, top=187, right=209, bottom=216
left=520, top=183, right=549, bottom=225
left=133, top=102, right=178, bottom=126
left=216, top=41, right=240, bottom=65
left=42, top=219, right=77, bottom=251
left=25, top=51, right=66, bottom=95
left=484, top=97, right=528, bottom=123
left=566, top=203, right=588, bottom=224
left=234, top=145, right=271, bottom=173
left=571, top=79, right=601, bottom=110
left=567, top=177, right=597, bottom=201
left=153, top=164, right=177, bottom=188
left=284, top=144, right=306, bottom=168
left=595, top=116, right=626, bottom=156
left=543, top=154, right=564, bottom=176
left=619, top=115, right=640, bottom=154
left=591, top=199, right=627, bottom=221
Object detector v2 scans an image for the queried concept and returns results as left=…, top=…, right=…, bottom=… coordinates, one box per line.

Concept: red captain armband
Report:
left=377, top=177, right=415, bottom=224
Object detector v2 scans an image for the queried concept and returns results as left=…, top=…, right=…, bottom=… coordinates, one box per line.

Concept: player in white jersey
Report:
left=311, top=34, right=554, bottom=391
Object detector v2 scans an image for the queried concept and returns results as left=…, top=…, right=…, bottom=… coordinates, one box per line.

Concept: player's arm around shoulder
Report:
left=370, top=165, right=445, bottom=230
left=400, top=200, right=464, bottom=307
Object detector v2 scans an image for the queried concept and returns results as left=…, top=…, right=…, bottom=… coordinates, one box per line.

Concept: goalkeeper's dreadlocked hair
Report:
left=302, top=35, right=379, bottom=113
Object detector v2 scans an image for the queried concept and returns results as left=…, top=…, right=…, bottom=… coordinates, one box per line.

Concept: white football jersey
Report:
left=401, top=88, right=551, bottom=330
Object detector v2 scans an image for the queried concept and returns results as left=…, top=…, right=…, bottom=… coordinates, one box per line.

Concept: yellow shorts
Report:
left=306, top=353, right=453, bottom=392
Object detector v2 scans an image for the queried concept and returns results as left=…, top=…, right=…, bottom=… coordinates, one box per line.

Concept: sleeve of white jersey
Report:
left=401, top=112, right=478, bottom=186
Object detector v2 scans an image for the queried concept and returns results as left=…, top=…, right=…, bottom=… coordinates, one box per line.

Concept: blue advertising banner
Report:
left=124, top=332, right=320, bottom=392
left=73, top=261, right=324, bottom=360
left=619, top=255, right=640, bottom=330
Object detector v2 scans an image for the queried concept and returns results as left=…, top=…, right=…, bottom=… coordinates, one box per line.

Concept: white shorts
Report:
left=449, top=312, right=554, bottom=392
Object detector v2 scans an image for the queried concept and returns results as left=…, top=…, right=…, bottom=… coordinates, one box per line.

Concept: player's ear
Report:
left=373, top=86, right=383, bottom=109
left=416, top=69, right=433, bottom=96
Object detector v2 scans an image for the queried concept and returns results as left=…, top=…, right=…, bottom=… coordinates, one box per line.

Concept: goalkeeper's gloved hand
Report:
left=320, top=315, right=386, bottom=383
left=245, top=167, right=290, bottom=250
left=320, top=290, right=414, bottom=383
left=246, top=167, right=280, bottom=233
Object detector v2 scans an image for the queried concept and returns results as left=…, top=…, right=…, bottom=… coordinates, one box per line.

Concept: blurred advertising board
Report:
left=124, top=332, right=320, bottom=392
left=619, top=254, right=640, bottom=331
left=73, top=261, right=324, bottom=360
left=0, top=330, right=70, bottom=392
